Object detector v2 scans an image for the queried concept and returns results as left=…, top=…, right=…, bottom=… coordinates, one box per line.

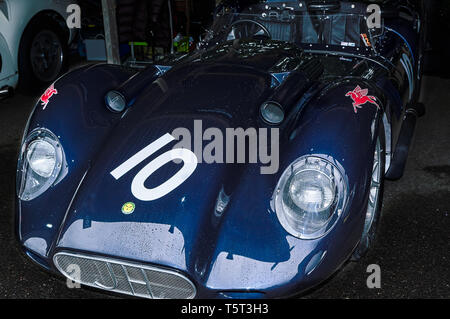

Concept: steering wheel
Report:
left=227, top=20, right=271, bottom=40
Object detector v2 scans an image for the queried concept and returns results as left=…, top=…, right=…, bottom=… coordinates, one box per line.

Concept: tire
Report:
left=18, top=17, right=68, bottom=92
left=351, top=123, right=386, bottom=261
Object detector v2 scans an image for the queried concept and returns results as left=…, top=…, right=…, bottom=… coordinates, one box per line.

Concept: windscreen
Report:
left=203, top=1, right=383, bottom=54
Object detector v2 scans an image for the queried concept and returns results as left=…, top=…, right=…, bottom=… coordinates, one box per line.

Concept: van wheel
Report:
left=18, top=18, right=68, bottom=91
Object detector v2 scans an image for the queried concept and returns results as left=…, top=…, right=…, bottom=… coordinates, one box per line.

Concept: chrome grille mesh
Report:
left=53, top=252, right=196, bottom=299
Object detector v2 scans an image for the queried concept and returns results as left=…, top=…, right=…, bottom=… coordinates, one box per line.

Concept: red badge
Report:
left=345, top=86, right=379, bottom=113
left=360, top=33, right=372, bottom=47
left=40, top=84, right=58, bottom=109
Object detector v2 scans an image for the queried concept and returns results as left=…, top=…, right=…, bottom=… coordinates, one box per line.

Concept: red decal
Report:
left=345, top=86, right=379, bottom=113
left=40, top=84, right=58, bottom=109
left=360, top=33, right=372, bottom=47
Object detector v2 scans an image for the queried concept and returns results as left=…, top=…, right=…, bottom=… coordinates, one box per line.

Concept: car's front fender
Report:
left=16, top=64, right=133, bottom=262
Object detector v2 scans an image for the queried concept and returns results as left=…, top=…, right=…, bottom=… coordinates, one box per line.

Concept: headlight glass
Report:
left=17, top=129, right=64, bottom=201
left=274, top=156, right=347, bottom=239
left=26, top=140, right=57, bottom=178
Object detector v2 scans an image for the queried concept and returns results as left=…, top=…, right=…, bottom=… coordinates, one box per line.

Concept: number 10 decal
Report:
left=111, top=133, right=198, bottom=201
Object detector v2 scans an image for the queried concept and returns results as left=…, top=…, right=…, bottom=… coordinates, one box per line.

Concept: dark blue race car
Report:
left=15, top=0, right=425, bottom=298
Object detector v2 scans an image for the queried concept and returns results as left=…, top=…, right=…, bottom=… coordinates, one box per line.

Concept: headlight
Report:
left=273, top=156, right=347, bottom=239
left=17, top=128, right=64, bottom=201
left=26, top=140, right=57, bottom=178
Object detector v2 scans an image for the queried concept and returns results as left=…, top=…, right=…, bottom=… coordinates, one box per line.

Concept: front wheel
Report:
left=351, top=128, right=386, bottom=261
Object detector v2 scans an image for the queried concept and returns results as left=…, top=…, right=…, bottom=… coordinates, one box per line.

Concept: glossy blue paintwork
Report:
left=16, top=2, right=421, bottom=298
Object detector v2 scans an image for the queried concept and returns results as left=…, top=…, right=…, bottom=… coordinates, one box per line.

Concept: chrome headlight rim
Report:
left=17, top=128, right=64, bottom=201
left=273, top=155, right=348, bottom=240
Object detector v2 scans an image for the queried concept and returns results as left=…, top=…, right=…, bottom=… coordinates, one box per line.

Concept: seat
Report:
left=297, top=1, right=369, bottom=46
left=322, top=14, right=365, bottom=46
left=255, top=9, right=300, bottom=43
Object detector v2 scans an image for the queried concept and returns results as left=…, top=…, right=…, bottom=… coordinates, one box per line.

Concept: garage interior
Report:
left=0, top=0, right=449, bottom=298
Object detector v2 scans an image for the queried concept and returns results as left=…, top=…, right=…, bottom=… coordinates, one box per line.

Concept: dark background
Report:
left=0, top=1, right=449, bottom=298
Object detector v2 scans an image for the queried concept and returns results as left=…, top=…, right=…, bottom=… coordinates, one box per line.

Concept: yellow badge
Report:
left=121, top=202, right=135, bottom=215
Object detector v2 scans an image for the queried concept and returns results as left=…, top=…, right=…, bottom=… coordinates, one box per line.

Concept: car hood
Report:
left=54, top=61, right=293, bottom=285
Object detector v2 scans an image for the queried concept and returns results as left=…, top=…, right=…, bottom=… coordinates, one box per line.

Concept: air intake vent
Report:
left=54, top=252, right=196, bottom=299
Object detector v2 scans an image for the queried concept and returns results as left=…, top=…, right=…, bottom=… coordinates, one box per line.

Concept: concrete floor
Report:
left=0, top=76, right=448, bottom=298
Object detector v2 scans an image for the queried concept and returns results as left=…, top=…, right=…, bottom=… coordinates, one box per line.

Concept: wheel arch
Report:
left=18, top=9, right=70, bottom=53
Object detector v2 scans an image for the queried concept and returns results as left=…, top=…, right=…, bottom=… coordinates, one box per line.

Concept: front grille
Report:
left=53, top=252, right=196, bottom=299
